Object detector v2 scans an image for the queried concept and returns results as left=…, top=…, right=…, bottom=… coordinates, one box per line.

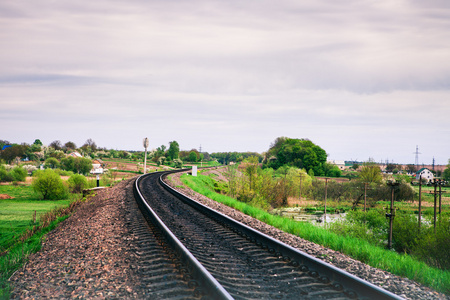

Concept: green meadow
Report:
left=0, top=185, right=71, bottom=253
left=0, top=183, right=77, bottom=298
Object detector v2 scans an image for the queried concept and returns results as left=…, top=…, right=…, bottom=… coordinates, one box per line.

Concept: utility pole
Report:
left=418, top=175, right=422, bottom=229
left=143, top=137, right=149, bottom=175
left=324, top=178, right=329, bottom=216
left=386, top=180, right=399, bottom=249
left=364, top=182, right=368, bottom=212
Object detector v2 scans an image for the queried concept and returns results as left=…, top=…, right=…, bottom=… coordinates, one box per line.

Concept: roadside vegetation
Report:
left=181, top=171, right=450, bottom=294
left=178, top=137, right=450, bottom=294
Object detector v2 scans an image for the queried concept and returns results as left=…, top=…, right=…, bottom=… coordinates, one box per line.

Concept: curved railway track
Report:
left=134, top=170, right=403, bottom=299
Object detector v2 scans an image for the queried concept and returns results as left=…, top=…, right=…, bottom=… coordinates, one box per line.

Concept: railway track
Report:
left=134, top=170, right=403, bottom=299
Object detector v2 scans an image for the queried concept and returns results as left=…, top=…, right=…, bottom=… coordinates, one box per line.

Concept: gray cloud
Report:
left=0, top=0, right=449, bottom=164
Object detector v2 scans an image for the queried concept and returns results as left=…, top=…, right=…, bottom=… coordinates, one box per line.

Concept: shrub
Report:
left=44, top=157, right=60, bottom=169
left=67, top=174, right=88, bottom=193
left=32, top=169, right=68, bottom=200
left=10, top=167, right=27, bottom=182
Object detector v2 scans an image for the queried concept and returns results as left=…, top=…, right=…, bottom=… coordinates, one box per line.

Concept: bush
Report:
left=44, top=157, right=60, bottom=169
left=32, top=169, right=68, bottom=200
left=10, top=167, right=27, bottom=182
left=0, top=166, right=27, bottom=182
left=413, top=215, right=450, bottom=270
left=67, top=174, right=88, bottom=193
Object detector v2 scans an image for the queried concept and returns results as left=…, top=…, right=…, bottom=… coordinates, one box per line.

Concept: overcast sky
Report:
left=1, top=0, right=449, bottom=165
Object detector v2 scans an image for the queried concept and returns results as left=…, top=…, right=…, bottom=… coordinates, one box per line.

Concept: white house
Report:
left=327, top=159, right=346, bottom=170
left=90, top=159, right=104, bottom=174
left=416, top=168, right=434, bottom=182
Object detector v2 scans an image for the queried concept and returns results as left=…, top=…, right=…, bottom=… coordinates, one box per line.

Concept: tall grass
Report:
left=181, top=174, right=450, bottom=294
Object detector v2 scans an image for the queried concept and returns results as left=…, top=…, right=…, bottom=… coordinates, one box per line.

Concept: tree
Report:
left=33, top=139, right=43, bottom=146
left=49, top=140, right=63, bottom=150
left=74, top=157, right=92, bottom=175
left=0, top=144, right=27, bottom=163
left=359, top=163, right=383, bottom=184
left=406, top=164, right=416, bottom=174
left=167, top=141, right=180, bottom=160
left=60, top=156, right=92, bottom=175
left=264, top=137, right=327, bottom=175
left=32, top=169, right=68, bottom=200
left=243, top=156, right=259, bottom=190
left=64, top=141, right=77, bottom=152
left=68, top=174, right=88, bottom=193
left=81, top=138, right=97, bottom=154
left=10, top=166, right=27, bottom=182
left=45, top=157, right=60, bottom=169
left=157, top=156, right=166, bottom=166
left=188, top=151, right=198, bottom=162
left=173, top=158, right=183, bottom=168
left=443, top=159, right=450, bottom=182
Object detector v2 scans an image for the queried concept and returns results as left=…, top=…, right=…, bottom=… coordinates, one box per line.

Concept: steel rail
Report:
left=134, top=171, right=233, bottom=300
left=159, top=170, right=403, bottom=300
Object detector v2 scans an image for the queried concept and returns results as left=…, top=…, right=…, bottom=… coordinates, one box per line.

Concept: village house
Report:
left=416, top=168, right=434, bottom=182
left=67, top=151, right=83, bottom=158
left=90, top=159, right=105, bottom=174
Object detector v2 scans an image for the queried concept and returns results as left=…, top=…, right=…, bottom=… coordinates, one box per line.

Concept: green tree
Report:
left=10, top=166, right=27, bottom=182
left=157, top=156, right=166, bottom=166
left=188, top=151, right=198, bottom=162
left=74, top=157, right=92, bottom=175
left=264, top=137, right=327, bottom=175
left=173, top=158, right=183, bottom=168
left=68, top=174, right=88, bottom=193
left=167, top=141, right=180, bottom=160
left=243, top=156, right=259, bottom=190
left=44, top=157, right=60, bottom=169
left=359, top=163, right=383, bottom=184
left=443, top=159, right=450, bottom=182
left=60, top=156, right=92, bottom=175
left=32, top=169, right=68, bottom=200
left=60, top=156, right=76, bottom=172
left=0, top=144, right=27, bottom=163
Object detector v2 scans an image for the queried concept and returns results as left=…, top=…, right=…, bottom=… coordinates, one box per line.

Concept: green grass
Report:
left=0, top=184, right=87, bottom=298
left=0, top=185, right=71, bottom=252
left=0, top=215, right=70, bottom=298
left=181, top=174, right=450, bottom=294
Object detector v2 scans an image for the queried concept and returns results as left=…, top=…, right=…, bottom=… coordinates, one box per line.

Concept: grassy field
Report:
left=0, top=183, right=81, bottom=298
left=0, top=185, right=71, bottom=253
left=180, top=173, right=450, bottom=294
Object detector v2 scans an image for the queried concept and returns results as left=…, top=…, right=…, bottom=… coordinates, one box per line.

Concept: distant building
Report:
left=416, top=168, right=434, bottom=182
left=327, top=159, right=346, bottom=170
left=90, top=159, right=105, bottom=174
left=67, top=151, right=82, bottom=158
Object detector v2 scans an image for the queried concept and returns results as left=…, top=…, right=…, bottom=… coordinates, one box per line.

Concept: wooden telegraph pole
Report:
left=418, top=175, right=422, bottom=229
left=324, top=178, right=329, bottom=216
left=386, top=180, right=399, bottom=249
